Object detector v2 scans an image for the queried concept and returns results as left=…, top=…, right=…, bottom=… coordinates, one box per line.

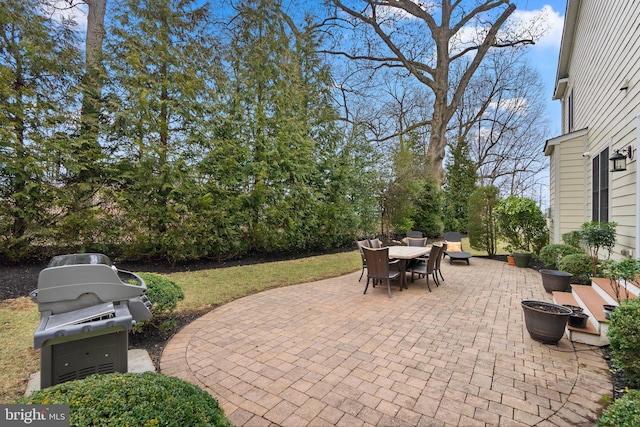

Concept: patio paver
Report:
left=161, top=257, right=612, bottom=426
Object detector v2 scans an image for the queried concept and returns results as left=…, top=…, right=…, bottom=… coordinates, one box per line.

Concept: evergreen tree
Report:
left=412, top=170, right=444, bottom=239
left=0, top=0, right=81, bottom=260
left=468, top=185, right=500, bottom=257
left=442, top=137, right=477, bottom=233
left=104, top=0, right=225, bottom=260
left=226, top=0, right=357, bottom=252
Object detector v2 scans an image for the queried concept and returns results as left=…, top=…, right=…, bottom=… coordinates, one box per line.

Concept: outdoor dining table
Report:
left=387, top=245, right=431, bottom=289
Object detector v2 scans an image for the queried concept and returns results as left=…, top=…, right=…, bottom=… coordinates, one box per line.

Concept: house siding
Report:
left=556, top=0, right=640, bottom=258
left=546, top=130, right=589, bottom=243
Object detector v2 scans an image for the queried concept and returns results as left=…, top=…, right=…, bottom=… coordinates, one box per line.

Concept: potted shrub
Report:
left=521, top=300, right=572, bottom=344
left=496, top=196, right=549, bottom=268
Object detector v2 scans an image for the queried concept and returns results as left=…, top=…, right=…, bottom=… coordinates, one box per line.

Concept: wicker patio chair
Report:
left=362, top=247, right=401, bottom=298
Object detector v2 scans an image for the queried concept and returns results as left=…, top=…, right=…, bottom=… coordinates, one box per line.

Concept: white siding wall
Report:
left=566, top=1, right=640, bottom=258
left=552, top=135, right=589, bottom=242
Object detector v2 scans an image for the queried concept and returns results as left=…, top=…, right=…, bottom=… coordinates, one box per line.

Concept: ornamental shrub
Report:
left=467, top=185, right=499, bottom=257
left=17, top=372, right=232, bottom=427
left=539, top=244, right=584, bottom=269
left=580, top=221, right=617, bottom=277
left=596, top=389, right=640, bottom=426
left=130, top=272, right=184, bottom=332
left=608, top=298, right=640, bottom=388
left=557, top=253, right=594, bottom=285
left=562, top=230, right=582, bottom=248
left=495, top=196, right=548, bottom=255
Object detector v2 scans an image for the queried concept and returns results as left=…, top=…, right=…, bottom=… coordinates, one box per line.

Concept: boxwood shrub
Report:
left=608, top=298, right=640, bottom=388
left=17, top=372, right=231, bottom=427
left=597, top=389, right=640, bottom=427
left=539, top=244, right=583, bottom=269
left=131, top=272, right=185, bottom=332
left=557, top=253, right=594, bottom=285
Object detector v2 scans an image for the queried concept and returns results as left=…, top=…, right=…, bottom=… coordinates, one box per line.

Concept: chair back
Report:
left=407, top=230, right=424, bottom=238
left=435, top=242, right=447, bottom=269
left=356, top=240, right=370, bottom=261
left=427, top=244, right=440, bottom=273
left=406, top=237, right=428, bottom=247
left=443, top=232, right=462, bottom=242
left=362, top=247, right=389, bottom=278
left=368, top=238, right=382, bottom=248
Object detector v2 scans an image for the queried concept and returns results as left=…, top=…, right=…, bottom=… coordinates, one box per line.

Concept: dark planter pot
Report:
left=540, top=269, right=573, bottom=293
left=568, top=312, right=589, bottom=328
left=514, top=252, right=532, bottom=268
left=603, top=304, right=617, bottom=320
left=521, top=300, right=572, bottom=344
left=562, top=304, right=583, bottom=313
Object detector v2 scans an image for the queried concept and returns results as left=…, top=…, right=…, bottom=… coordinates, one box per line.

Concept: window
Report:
left=568, top=88, right=574, bottom=132
left=592, top=147, right=609, bottom=222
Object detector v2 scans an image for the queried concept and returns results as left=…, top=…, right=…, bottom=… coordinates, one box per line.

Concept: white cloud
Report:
left=511, top=5, right=564, bottom=50
left=489, top=97, right=530, bottom=115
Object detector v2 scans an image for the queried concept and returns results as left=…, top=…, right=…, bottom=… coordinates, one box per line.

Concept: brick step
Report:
left=592, top=277, right=638, bottom=305
left=552, top=285, right=611, bottom=346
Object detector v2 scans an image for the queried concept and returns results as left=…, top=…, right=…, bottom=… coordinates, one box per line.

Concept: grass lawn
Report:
left=0, top=250, right=361, bottom=403
left=462, top=237, right=510, bottom=256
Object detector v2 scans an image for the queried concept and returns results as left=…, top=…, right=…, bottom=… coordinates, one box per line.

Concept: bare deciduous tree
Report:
left=325, top=0, right=546, bottom=183
left=451, top=50, right=549, bottom=197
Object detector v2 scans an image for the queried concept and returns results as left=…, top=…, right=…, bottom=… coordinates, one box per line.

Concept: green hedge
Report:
left=608, top=298, right=640, bottom=388
left=597, top=389, right=640, bottom=426
left=17, top=372, right=231, bottom=427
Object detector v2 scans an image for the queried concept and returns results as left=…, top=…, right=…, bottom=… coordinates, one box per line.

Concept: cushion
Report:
left=447, top=241, right=462, bottom=252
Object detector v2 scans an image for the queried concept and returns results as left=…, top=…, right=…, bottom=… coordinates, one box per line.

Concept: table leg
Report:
left=399, top=259, right=409, bottom=290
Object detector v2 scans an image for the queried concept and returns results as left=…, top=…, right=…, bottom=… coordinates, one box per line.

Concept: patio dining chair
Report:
left=355, top=239, right=370, bottom=282
left=406, top=237, right=428, bottom=247
left=409, top=244, right=441, bottom=292
left=368, top=238, right=383, bottom=248
left=362, top=247, right=401, bottom=298
left=435, top=241, right=447, bottom=283
left=406, top=237, right=428, bottom=268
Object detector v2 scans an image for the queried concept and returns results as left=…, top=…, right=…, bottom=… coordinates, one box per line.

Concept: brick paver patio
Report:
left=161, top=257, right=612, bottom=426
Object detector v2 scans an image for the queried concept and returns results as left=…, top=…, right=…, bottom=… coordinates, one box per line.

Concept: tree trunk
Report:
left=81, top=0, right=106, bottom=141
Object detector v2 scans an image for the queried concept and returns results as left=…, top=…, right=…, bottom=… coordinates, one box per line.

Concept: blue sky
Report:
left=512, top=0, right=567, bottom=135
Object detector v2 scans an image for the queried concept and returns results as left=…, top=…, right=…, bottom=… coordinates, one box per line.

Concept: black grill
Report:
left=30, top=253, right=153, bottom=388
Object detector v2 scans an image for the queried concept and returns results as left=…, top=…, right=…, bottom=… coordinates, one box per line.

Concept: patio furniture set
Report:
left=356, top=231, right=472, bottom=298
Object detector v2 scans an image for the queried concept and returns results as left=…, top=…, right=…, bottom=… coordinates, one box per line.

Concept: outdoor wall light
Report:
left=610, top=145, right=635, bottom=172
